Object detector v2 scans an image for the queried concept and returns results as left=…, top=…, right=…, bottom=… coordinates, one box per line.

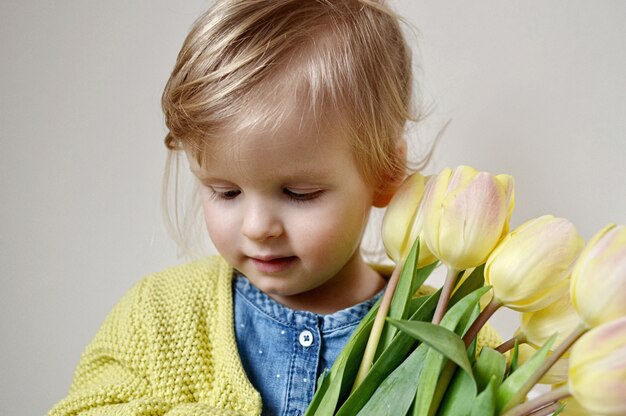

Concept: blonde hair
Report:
left=161, top=0, right=426, bottom=258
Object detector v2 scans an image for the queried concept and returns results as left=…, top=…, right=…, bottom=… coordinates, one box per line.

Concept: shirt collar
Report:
left=233, top=272, right=383, bottom=334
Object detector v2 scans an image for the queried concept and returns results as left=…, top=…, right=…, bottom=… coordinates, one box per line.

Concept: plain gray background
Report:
left=2, top=1, right=625, bottom=414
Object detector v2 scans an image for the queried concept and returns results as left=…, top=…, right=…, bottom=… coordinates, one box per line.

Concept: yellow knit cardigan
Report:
left=50, top=257, right=261, bottom=416
left=49, top=256, right=500, bottom=416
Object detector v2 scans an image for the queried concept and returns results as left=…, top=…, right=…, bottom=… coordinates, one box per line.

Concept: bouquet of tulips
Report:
left=304, top=166, right=626, bottom=416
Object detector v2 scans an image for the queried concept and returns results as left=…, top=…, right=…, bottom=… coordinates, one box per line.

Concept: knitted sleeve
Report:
left=47, top=265, right=259, bottom=416
left=47, top=281, right=153, bottom=415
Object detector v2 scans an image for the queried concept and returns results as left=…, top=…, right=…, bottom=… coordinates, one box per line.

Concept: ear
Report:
left=372, top=139, right=408, bottom=208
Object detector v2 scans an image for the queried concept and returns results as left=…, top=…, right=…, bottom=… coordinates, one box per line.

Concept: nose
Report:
left=241, top=199, right=284, bottom=241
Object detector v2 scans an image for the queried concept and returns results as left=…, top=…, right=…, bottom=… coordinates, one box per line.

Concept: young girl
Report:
left=49, top=1, right=435, bottom=414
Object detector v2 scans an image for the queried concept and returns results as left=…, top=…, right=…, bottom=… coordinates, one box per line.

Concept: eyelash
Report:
left=210, top=189, right=240, bottom=200
left=284, top=189, right=323, bottom=203
left=207, top=188, right=322, bottom=203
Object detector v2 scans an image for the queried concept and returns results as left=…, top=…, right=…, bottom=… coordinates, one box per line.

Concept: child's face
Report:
left=193, top=105, right=386, bottom=312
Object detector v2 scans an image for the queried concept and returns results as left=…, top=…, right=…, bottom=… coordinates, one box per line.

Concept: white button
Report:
left=299, top=330, right=314, bottom=347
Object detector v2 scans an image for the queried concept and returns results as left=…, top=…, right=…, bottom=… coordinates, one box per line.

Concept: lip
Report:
left=248, top=255, right=297, bottom=273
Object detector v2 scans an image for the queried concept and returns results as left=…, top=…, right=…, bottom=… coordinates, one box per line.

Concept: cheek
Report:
left=202, top=202, right=237, bottom=254
left=296, top=201, right=370, bottom=260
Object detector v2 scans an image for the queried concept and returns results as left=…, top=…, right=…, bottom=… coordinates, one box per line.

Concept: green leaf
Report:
left=437, top=365, right=477, bottom=416
left=400, top=284, right=489, bottom=357
left=304, top=300, right=380, bottom=416
left=508, top=341, right=520, bottom=375
left=473, top=348, right=506, bottom=393
left=378, top=239, right=422, bottom=355
left=456, top=303, right=480, bottom=367
left=443, top=285, right=491, bottom=333
left=356, top=345, right=428, bottom=416
left=316, top=368, right=328, bottom=388
left=443, top=304, right=479, bottom=415
left=470, top=375, right=498, bottom=416
left=411, top=260, right=439, bottom=297
left=459, top=302, right=480, bottom=338
left=408, top=293, right=431, bottom=317
left=448, top=265, right=485, bottom=307
left=410, top=285, right=490, bottom=416
left=386, top=320, right=474, bottom=378
left=431, top=303, right=494, bottom=416
left=436, top=339, right=504, bottom=416
left=334, top=270, right=487, bottom=416
left=335, top=291, right=440, bottom=416
left=496, top=334, right=557, bottom=413
left=411, top=347, right=447, bottom=416
left=379, top=243, right=439, bottom=356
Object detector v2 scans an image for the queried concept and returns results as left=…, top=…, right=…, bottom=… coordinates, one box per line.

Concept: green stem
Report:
left=502, top=323, right=587, bottom=413
left=502, top=385, right=570, bottom=416
left=432, top=267, right=459, bottom=325
left=496, top=333, right=526, bottom=354
left=462, top=297, right=502, bottom=347
left=351, top=262, right=403, bottom=391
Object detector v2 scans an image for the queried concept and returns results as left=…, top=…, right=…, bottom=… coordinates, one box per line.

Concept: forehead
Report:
left=191, top=99, right=356, bottom=183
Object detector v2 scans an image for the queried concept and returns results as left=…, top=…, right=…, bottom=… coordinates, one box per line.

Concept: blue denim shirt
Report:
left=233, top=273, right=382, bottom=416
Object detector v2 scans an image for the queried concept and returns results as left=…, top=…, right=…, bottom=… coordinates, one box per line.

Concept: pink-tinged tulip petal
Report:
left=422, top=167, right=452, bottom=258
left=486, top=215, right=584, bottom=312
left=496, top=174, right=516, bottom=238
left=381, top=173, right=436, bottom=266
left=568, top=316, right=626, bottom=416
left=521, top=291, right=584, bottom=348
left=422, top=166, right=515, bottom=271
left=570, top=224, right=626, bottom=328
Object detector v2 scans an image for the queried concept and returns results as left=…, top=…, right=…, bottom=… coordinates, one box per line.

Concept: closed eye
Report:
left=284, top=188, right=323, bottom=202
left=209, top=188, right=241, bottom=200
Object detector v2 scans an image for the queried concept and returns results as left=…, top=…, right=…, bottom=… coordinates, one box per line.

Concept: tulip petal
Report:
left=422, top=166, right=514, bottom=271
left=382, top=172, right=427, bottom=262
left=569, top=317, right=626, bottom=415
left=422, top=167, right=452, bottom=258
left=521, top=292, right=582, bottom=347
left=486, top=215, right=584, bottom=311
left=571, top=224, right=626, bottom=327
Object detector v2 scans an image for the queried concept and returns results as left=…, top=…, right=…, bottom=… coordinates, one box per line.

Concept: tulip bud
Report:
left=521, top=292, right=584, bottom=348
left=382, top=172, right=436, bottom=266
left=485, top=215, right=584, bottom=312
left=422, top=165, right=514, bottom=271
left=570, top=224, right=626, bottom=328
left=568, top=316, right=626, bottom=416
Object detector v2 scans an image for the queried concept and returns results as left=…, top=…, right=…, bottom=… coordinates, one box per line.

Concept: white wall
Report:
left=1, top=1, right=624, bottom=414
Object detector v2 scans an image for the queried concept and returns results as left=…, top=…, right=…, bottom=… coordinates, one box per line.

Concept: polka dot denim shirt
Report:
left=233, top=273, right=382, bottom=416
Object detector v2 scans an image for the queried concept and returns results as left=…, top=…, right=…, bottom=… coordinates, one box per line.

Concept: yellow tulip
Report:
left=422, top=165, right=514, bottom=271
left=485, top=215, right=584, bottom=312
left=381, top=172, right=436, bottom=266
left=570, top=224, right=626, bottom=328
left=568, top=316, right=626, bottom=416
left=521, top=291, right=584, bottom=348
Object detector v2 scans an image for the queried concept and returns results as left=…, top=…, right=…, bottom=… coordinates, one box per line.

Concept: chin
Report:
left=247, top=274, right=294, bottom=295
left=257, top=277, right=320, bottom=300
